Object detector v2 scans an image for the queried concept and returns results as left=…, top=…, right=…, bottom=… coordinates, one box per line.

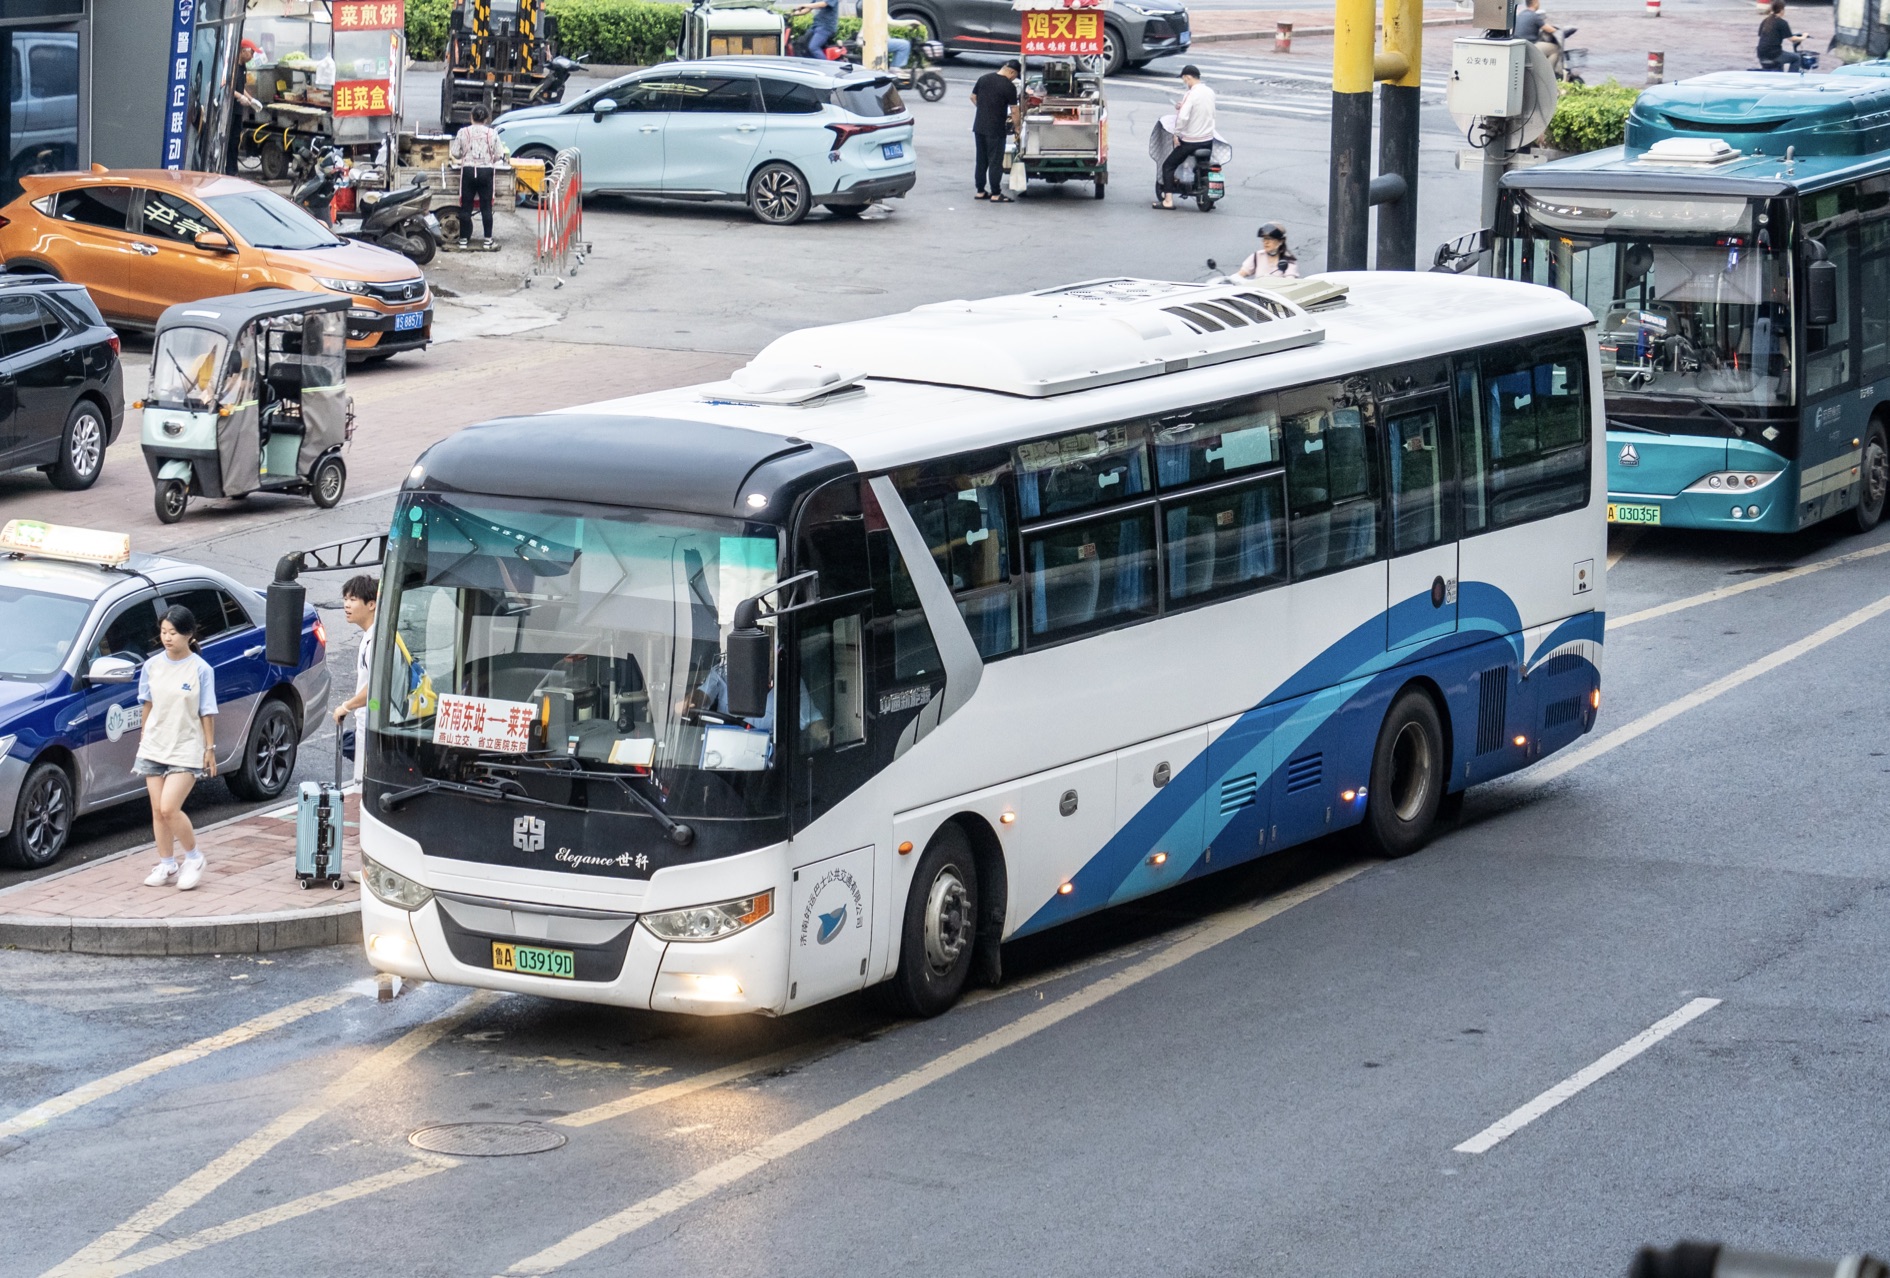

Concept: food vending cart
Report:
left=239, top=0, right=407, bottom=180
left=1008, top=0, right=1110, bottom=198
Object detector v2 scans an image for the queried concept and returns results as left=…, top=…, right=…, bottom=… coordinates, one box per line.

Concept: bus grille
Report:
left=1476, top=668, right=1510, bottom=755
left=1543, top=695, right=1584, bottom=728
left=1284, top=753, right=1323, bottom=794
left=1219, top=773, right=1258, bottom=814
left=1540, top=652, right=1584, bottom=677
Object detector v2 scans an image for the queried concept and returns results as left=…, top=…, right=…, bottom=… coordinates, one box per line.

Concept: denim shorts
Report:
left=133, top=758, right=205, bottom=779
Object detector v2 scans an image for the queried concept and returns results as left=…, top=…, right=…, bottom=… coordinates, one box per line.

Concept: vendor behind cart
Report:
left=1155, top=64, right=1214, bottom=210
left=971, top=60, right=1022, bottom=202
left=226, top=39, right=264, bottom=172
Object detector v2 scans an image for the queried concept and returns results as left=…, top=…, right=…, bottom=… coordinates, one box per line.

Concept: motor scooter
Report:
left=1538, top=26, right=1587, bottom=84
left=342, top=181, right=443, bottom=266
left=290, top=138, right=349, bottom=225
left=524, top=54, right=586, bottom=107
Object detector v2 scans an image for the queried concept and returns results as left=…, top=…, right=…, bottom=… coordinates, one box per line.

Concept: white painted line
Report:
left=96, top=1159, right=457, bottom=1277
left=1526, top=592, right=1890, bottom=787
left=0, top=988, right=356, bottom=1141
left=1609, top=540, right=1890, bottom=631
left=551, top=1041, right=842, bottom=1129
left=1453, top=997, right=1721, bottom=1155
left=497, top=863, right=1370, bottom=1277
left=41, top=989, right=499, bottom=1278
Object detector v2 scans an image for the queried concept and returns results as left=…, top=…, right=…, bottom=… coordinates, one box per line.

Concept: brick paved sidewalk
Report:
left=0, top=793, right=362, bottom=956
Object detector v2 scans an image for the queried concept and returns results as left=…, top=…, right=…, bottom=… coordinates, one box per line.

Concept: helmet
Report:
left=1257, top=222, right=1286, bottom=240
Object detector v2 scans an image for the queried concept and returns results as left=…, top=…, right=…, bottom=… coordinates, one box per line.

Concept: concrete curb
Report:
left=0, top=900, right=361, bottom=957
left=1194, top=14, right=1473, bottom=41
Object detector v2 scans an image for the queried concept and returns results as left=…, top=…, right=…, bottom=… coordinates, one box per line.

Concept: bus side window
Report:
left=798, top=614, right=865, bottom=755
left=1807, top=223, right=1857, bottom=397
left=1280, top=379, right=1380, bottom=578
left=862, top=483, right=943, bottom=684
left=1478, top=334, right=1591, bottom=527
left=890, top=449, right=1020, bottom=659
left=1454, top=358, right=1490, bottom=536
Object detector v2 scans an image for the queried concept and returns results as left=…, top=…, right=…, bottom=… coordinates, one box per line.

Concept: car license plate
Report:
left=1607, top=503, right=1662, bottom=525
left=881, top=141, right=904, bottom=159
left=1179, top=30, right=1190, bottom=43
left=491, top=940, right=575, bottom=979
left=394, top=310, right=427, bottom=332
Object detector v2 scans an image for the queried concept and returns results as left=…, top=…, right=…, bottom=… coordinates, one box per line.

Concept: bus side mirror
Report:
left=1806, top=258, right=1839, bottom=328
left=266, top=553, right=307, bottom=667
left=724, top=599, right=771, bottom=720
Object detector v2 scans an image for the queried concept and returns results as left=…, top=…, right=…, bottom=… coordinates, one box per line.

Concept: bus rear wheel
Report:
left=1854, top=420, right=1887, bottom=533
left=1360, top=689, right=1447, bottom=859
left=891, top=823, right=979, bottom=1017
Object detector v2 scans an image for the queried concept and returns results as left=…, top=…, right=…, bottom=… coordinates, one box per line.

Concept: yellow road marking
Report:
left=1609, top=540, right=1890, bottom=631
left=1531, top=592, right=1890, bottom=787
left=95, top=1159, right=457, bottom=1278
left=41, top=990, right=499, bottom=1278
left=0, top=989, right=355, bottom=1142
left=498, top=864, right=1370, bottom=1277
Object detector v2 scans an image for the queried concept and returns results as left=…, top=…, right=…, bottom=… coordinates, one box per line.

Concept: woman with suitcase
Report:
left=138, top=606, right=218, bottom=891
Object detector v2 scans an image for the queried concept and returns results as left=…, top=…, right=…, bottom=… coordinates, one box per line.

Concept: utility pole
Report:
left=1374, top=0, right=1422, bottom=270
left=861, top=0, right=889, bottom=69
left=1327, top=0, right=1375, bottom=271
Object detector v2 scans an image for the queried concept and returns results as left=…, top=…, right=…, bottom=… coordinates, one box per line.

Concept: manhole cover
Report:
left=407, top=1122, right=567, bottom=1157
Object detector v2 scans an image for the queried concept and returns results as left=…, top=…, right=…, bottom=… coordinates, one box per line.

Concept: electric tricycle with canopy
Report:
left=140, top=290, right=355, bottom=525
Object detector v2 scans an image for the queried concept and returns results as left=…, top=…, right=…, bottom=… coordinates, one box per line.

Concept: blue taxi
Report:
left=0, top=521, right=330, bottom=868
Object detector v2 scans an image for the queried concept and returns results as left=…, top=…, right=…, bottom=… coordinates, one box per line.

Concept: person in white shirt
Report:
left=1157, top=65, right=1217, bottom=210
left=1236, top=222, right=1301, bottom=279
left=138, top=607, right=218, bottom=891
left=332, top=575, right=377, bottom=784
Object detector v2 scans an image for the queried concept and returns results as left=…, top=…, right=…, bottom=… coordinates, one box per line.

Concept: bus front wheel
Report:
left=891, top=823, right=979, bottom=1017
left=1854, top=420, right=1887, bottom=533
left=1360, top=689, right=1447, bottom=859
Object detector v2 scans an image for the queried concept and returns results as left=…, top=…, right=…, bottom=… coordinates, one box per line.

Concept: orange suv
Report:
left=0, top=169, right=432, bottom=361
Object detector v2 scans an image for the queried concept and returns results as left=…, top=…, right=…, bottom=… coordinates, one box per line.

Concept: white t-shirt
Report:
left=1239, top=250, right=1300, bottom=279
left=137, top=652, right=218, bottom=768
left=352, top=622, right=375, bottom=782
left=1175, top=83, right=1217, bottom=142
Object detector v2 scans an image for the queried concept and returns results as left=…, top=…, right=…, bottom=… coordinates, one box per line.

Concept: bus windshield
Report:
left=1502, top=192, right=1790, bottom=406
left=373, top=493, right=782, bottom=819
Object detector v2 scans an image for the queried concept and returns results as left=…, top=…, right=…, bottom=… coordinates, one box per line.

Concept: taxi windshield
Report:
left=374, top=493, right=783, bottom=819
left=148, top=327, right=232, bottom=411
left=0, top=584, right=91, bottom=680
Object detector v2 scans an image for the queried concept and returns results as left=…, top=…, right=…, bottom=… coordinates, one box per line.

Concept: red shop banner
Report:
left=1020, top=8, right=1104, bottom=55
left=333, top=81, right=394, bottom=114
left=333, top=0, right=403, bottom=29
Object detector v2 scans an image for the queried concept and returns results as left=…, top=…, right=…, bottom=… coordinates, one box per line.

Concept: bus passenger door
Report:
left=1382, top=391, right=1459, bottom=651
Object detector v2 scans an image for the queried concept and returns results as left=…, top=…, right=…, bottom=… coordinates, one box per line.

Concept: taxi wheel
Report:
left=3, top=762, right=73, bottom=869
left=1359, top=689, right=1446, bottom=859
left=310, top=456, right=346, bottom=508
left=49, top=401, right=105, bottom=490
left=228, top=700, right=299, bottom=801
left=155, top=479, right=189, bottom=524
left=890, top=822, right=979, bottom=1017
left=748, top=163, right=811, bottom=226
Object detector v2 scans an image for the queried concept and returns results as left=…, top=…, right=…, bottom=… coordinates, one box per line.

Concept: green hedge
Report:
left=408, top=0, right=921, bottom=65
left=1544, top=80, right=1640, bottom=154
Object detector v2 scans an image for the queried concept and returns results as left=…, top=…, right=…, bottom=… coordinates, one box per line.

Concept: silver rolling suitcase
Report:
left=295, top=732, right=346, bottom=890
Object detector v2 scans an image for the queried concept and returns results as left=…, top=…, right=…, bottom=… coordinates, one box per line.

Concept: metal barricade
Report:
left=531, top=147, right=587, bottom=286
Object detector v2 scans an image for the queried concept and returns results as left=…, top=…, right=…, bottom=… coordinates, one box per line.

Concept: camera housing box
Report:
left=1449, top=37, right=1528, bottom=117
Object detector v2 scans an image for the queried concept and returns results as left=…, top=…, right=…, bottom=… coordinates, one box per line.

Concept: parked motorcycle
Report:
left=525, top=54, right=586, bottom=107
left=289, top=137, right=349, bottom=225
left=343, top=180, right=443, bottom=266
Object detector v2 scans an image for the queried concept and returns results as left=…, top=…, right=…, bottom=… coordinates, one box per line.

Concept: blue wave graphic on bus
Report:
left=1017, top=583, right=1603, bottom=936
left=817, top=906, right=847, bottom=945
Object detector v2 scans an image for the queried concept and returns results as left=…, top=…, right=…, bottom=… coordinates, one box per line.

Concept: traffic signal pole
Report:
left=1326, top=0, right=1375, bottom=271
left=862, top=0, right=889, bottom=70
left=1374, top=0, right=1422, bottom=270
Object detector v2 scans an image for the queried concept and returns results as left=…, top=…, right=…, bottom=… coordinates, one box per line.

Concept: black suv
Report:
left=0, top=275, right=124, bottom=491
left=891, top=0, right=1190, bottom=73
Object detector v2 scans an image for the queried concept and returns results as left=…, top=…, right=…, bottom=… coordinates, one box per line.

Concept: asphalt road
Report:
left=5, top=517, right=1890, bottom=1276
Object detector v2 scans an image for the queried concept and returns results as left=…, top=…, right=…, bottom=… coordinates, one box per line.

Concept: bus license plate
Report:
left=881, top=141, right=904, bottom=159
left=394, top=310, right=427, bottom=332
left=491, top=941, right=575, bottom=979
left=1607, top=503, right=1661, bottom=525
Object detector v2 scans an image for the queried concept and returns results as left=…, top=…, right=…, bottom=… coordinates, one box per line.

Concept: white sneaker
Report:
left=177, top=857, right=205, bottom=891
left=143, top=861, right=178, bottom=887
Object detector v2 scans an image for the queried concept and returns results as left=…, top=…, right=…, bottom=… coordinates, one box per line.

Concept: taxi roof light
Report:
left=0, top=519, right=130, bottom=567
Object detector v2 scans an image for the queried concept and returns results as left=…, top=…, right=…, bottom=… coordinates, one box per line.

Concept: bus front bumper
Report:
left=1606, top=485, right=1794, bottom=532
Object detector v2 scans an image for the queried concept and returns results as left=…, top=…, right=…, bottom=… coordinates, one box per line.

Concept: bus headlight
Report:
left=361, top=854, right=432, bottom=910
left=1687, top=470, right=1780, bottom=493
left=642, top=891, right=773, bottom=942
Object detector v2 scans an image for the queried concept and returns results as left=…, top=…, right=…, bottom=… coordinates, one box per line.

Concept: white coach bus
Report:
left=328, top=272, right=1604, bottom=1017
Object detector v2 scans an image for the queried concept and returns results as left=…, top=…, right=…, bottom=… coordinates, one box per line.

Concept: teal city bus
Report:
left=1493, top=69, right=1890, bottom=534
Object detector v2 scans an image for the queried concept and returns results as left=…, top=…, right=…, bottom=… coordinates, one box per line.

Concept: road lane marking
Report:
left=497, top=863, right=1370, bottom=1277
left=1608, top=540, right=1890, bottom=631
left=0, top=989, right=356, bottom=1142
left=1529, top=592, right=1890, bottom=787
left=41, top=990, right=499, bottom=1278
left=1452, top=998, right=1721, bottom=1154
left=96, top=1159, right=457, bottom=1278
left=551, top=1041, right=844, bottom=1129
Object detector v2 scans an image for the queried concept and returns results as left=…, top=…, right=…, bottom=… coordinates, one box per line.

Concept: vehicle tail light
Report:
left=826, top=121, right=894, bottom=152
left=0, top=216, right=10, bottom=230
left=313, top=618, right=327, bottom=649
left=106, top=333, right=120, bottom=357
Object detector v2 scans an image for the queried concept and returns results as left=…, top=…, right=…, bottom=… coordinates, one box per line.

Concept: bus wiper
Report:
left=473, top=759, right=696, bottom=848
left=377, top=774, right=543, bottom=813
left=1693, top=399, right=1748, bottom=438
left=1608, top=417, right=1669, bottom=436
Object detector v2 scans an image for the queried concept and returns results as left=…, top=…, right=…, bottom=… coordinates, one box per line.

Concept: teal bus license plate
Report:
left=492, top=940, right=575, bottom=979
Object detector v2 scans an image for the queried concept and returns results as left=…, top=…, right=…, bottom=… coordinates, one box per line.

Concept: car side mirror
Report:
left=592, top=98, right=618, bottom=120
left=1806, top=258, right=1839, bottom=328
left=86, top=655, right=137, bottom=684
left=195, top=231, right=234, bottom=253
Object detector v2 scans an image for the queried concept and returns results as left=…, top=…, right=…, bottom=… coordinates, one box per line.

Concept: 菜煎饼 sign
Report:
left=1020, top=8, right=1104, bottom=56
left=332, top=0, right=403, bottom=117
